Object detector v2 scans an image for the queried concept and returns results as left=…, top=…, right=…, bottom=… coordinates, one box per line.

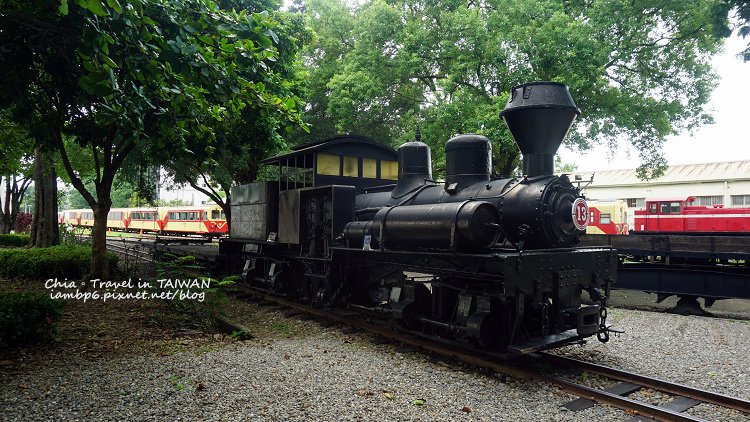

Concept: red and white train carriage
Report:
left=58, top=204, right=228, bottom=237
left=585, top=199, right=629, bottom=235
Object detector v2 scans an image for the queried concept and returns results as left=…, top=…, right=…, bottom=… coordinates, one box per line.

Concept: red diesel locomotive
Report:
left=632, top=196, right=750, bottom=234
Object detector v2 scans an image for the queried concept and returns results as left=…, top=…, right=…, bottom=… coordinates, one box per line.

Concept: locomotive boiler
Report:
left=222, top=82, right=618, bottom=355
left=344, top=82, right=588, bottom=251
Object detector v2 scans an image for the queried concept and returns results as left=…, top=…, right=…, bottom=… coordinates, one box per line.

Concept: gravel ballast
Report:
left=2, top=307, right=749, bottom=421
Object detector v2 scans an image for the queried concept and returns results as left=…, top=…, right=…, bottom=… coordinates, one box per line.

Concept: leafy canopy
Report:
left=300, top=0, right=729, bottom=179
left=160, top=2, right=311, bottom=215
left=0, top=0, right=307, bottom=277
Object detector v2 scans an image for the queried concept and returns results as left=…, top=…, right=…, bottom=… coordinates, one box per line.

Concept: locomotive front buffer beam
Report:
left=332, top=246, right=618, bottom=354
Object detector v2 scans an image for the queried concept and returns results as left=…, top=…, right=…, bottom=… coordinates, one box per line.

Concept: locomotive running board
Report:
left=507, top=329, right=583, bottom=355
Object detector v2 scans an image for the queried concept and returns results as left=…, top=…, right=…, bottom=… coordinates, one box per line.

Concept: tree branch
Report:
left=111, top=140, right=136, bottom=177
left=92, top=143, right=101, bottom=184
left=56, top=132, right=97, bottom=208
left=185, top=178, right=225, bottom=209
left=18, top=176, right=32, bottom=208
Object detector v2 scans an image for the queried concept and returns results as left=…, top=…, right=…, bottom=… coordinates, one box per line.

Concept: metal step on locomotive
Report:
left=220, top=82, right=619, bottom=355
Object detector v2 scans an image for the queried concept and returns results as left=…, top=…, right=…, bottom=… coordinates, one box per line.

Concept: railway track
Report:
left=118, top=241, right=748, bottom=419
left=237, top=286, right=750, bottom=422
left=106, top=239, right=156, bottom=263
left=538, top=353, right=750, bottom=418
left=83, top=232, right=217, bottom=243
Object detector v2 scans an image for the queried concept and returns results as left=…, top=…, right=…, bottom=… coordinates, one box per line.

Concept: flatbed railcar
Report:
left=221, top=82, right=618, bottom=355
left=581, top=196, right=750, bottom=313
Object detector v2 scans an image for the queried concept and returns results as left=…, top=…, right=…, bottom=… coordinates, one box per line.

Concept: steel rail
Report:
left=106, top=241, right=155, bottom=263
left=532, top=374, right=707, bottom=422
left=238, top=287, right=734, bottom=421
left=538, top=352, right=750, bottom=415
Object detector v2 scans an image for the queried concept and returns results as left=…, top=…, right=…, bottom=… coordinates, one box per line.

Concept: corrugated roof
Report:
left=570, top=160, right=750, bottom=187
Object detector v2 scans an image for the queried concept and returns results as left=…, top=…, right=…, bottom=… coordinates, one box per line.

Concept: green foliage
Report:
left=168, top=375, right=187, bottom=391
left=60, top=177, right=139, bottom=209
left=300, top=0, right=730, bottom=179
left=58, top=223, right=84, bottom=246
left=229, top=329, right=254, bottom=340
left=1, top=0, right=309, bottom=278
left=0, top=245, right=118, bottom=280
left=153, top=198, right=190, bottom=207
left=0, top=292, right=63, bottom=347
left=0, top=233, right=30, bottom=247
left=0, top=111, right=34, bottom=176
left=554, top=156, right=578, bottom=175
left=154, top=253, right=235, bottom=332
left=718, top=1, right=750, bottom=61
left=162, top=2, right=312, bottom=211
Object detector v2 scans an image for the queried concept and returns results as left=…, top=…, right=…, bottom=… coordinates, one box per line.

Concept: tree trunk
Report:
left=30, top=147, right=59, bottom=247
left=90, top=202, right=111, bottom=280
left=222, top=196, right=231, bottom=234
left=8, top=175, right=28, bottom=233
left=0, top=176, right=10, bottom=234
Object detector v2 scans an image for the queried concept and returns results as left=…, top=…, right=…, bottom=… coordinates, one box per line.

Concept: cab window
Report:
left=600, top=213, right=611, bottom=224
left=381, top=160, right=398, bottom=180
left=649, top=203, right=657, bottom=214
left=362, top=158, right=377, bottom=178
left=316, top=154, right=340, bottom=176
left=343, top=156, right=359, bottom=177
left=670, top=202, right=681, bottom=213
left=660, top=202, right=669, bottom=214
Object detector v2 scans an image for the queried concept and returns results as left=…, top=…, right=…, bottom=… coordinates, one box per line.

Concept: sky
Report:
left=557, top=34, right=750, bottom=172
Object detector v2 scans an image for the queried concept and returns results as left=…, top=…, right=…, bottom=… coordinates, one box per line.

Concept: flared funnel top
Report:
left=500, top=82, right=580, bottom=177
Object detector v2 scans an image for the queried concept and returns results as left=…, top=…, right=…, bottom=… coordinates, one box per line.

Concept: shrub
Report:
left=0, top=245, right=118, bottom=280
left=15, top=212, right=32, bottom=233
left=0, top=292, right=63, bottom=347
left=0, top=233, right=30, bottom=247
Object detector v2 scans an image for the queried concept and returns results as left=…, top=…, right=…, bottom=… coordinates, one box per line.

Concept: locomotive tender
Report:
left=222, top=82, right=618, bottom=354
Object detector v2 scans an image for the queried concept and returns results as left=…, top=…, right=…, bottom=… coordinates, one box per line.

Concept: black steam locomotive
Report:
left=221, top=82, right=617, bottom=354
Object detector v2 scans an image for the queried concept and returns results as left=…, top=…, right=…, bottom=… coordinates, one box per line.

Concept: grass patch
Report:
left=168, top=375, right=187, bottom=391
left=0, top=245, right=118, bottom=280
left=0, top=234, right=30, bottom=247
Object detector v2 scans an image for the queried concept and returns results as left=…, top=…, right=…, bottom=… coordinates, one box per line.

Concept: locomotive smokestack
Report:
left=500, top=82, right=580, bottom=177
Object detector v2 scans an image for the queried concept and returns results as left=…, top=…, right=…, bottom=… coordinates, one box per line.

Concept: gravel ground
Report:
left=553, top=307, right=750, bottom=421
left=2, top=307, right=749, bottom=421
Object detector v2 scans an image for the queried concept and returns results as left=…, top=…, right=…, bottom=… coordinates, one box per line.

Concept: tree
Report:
left=162, top=2, right=310, bottom=228
left=301, top=0, right=730, bottom=179
left=29, top=146, right=60, bottom=246
left=554, top=156, right=578, bottom=175
left=0, top=113, right=34, bottom=235
left=722, top=1, right=750, bottom=61
left=0, top=0, right=303, bottom=279
left=60, top=177, right=131, bottom=209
